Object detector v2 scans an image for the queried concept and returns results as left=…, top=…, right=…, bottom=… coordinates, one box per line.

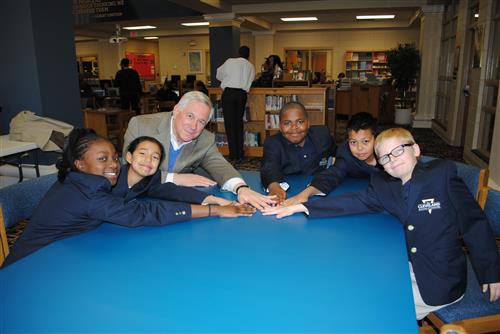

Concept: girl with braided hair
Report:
left=3, top=129, right=254, bottom=266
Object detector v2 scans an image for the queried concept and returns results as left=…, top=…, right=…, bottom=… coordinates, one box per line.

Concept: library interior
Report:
left=0, top=1, right=500, bottom=333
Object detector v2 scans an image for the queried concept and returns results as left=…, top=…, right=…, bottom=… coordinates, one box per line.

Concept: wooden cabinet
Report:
left=82, top=108, right=135, bottom=151
left=335, top=84, right=394, bottom=120
left=207, top=87, right=328, bottom=157
left=345, top=51, right=389, bottom=79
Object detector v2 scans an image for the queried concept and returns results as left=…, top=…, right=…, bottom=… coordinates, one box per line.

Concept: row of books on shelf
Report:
left=211, top=101, right=251, bottom=122
left=345, top=51, right=387, bottom=63
left=346, top=61, right=373, bottom=71
left=265, top=113, right=280, bottom=129
left=214, top=132, right=260, bottom=147
left=265, top=94, right=299, bottom=111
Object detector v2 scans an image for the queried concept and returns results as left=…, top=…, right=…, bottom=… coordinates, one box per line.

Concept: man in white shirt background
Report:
left=216, top=46, right=255, bottom=162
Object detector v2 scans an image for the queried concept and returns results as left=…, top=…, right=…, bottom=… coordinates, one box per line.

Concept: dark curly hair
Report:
left=56, top=128, right=105, bottom=182
left=346, top=112, right=377, bottom=136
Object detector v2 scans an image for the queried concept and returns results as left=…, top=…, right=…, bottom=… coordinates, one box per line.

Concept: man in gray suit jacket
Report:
left=123, top=91, right=275, bottom=210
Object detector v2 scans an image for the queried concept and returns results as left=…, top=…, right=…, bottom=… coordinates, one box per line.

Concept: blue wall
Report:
left=209, top=26, right=240, bottom=88
left=0, top=0, right=81, bottom=134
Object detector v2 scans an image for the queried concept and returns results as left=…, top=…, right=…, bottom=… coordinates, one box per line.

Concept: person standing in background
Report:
left=216, top=46, right=255, bottom=161
left=115, top=58, right=142, bottom=115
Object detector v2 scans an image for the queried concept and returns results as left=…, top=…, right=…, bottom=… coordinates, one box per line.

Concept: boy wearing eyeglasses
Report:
left=263, top=127, right=500, bottom=320
left=285, top=112, right=381, bottom=206
left=260, top=102, right=335, bottom=203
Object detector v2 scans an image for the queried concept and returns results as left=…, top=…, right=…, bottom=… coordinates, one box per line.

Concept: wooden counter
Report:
left=335, top=83, right=394, bottom=123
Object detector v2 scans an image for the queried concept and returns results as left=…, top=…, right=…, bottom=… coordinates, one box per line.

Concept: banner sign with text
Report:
left=126, top=53, right=155, bottom=81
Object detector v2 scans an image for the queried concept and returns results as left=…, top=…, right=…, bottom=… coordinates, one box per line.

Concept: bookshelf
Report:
left=345, top=51, right=389, bottom=79
left=207, top=87, right=328, bottom=157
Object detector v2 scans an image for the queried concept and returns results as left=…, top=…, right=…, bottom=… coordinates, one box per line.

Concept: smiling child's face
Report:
left=126, top=140, right=162, bottom=179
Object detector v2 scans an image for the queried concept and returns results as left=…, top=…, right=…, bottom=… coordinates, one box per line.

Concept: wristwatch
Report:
left=235, top=184, right=250, bottom=195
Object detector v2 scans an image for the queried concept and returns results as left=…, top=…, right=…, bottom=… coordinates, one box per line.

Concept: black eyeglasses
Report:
left=378, top=143, right=414, bottom=165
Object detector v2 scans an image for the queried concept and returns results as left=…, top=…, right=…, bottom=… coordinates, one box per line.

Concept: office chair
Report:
left=0, top=174, right=57, bottom=266
left=419, top=156, right=489, bottom=209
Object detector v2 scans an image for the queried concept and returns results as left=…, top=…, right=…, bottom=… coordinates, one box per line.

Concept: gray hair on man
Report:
left=176, top=91, right=214, bottom=120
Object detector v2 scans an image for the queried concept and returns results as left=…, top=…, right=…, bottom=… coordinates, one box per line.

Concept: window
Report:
left=284, top=48, right=332, bottom=81
left=77, top=55, right=99, bottom=78
left=473, top=0, right=500, bottom=161
left=434, top=0, right=459, bottom=130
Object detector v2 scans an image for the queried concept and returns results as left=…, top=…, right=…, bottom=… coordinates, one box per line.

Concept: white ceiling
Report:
left=74, top=0, right=446, bottom=40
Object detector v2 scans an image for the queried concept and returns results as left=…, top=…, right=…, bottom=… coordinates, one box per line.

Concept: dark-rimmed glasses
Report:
left=378, top=143, right=414, bottom=165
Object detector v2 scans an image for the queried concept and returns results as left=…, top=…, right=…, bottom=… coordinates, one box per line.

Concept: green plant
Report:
left=386, top=43, right=420, bottom=109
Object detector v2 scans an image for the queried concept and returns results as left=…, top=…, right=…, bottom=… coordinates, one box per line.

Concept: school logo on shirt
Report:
left=418, top=198, right=441, bottom=214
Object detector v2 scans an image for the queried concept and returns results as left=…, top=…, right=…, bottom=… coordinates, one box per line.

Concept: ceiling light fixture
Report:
left=181, top=22, right=209, bottom=26
left=280, top=17, right=318, bottom=22
left=144, top=36, right=159, bottom=40
left=356, top=15, right=395, bottom=20
left=123, top=25, right=157, bottom=30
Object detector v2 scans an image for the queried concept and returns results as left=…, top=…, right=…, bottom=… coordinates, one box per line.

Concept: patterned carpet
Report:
left=5, top=128, right=462, bottom=246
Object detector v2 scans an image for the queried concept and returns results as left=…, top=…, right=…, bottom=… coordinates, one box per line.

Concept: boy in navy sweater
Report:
left=264, top=128, right=500, bottom=319
left=285, top=112, right=381, bottom=205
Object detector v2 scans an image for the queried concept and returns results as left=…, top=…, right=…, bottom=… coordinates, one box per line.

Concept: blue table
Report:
left=0, top=171, right=417, bottom=333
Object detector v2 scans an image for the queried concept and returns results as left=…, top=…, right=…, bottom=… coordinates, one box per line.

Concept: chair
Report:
left=107, top=110, right=135, bottom=151
left=483, top=188, right=500, bottom=240
left=426, top=188, right=500, bottom=333
left=419, top=156, right=489, bottom=209
left=426, top=259, right=500, bottom=333
left=0, top=174, right=57, bottom=266
left=156, top=100, right=176, bottom=112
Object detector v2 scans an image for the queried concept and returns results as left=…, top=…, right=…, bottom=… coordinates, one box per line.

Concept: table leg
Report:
left=33, top=150, right=40, bottom=177
left=16, top=154, right=24, bottom=183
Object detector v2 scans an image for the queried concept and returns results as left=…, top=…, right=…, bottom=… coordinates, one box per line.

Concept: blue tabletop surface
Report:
left=0, top=171, right=417, bottom=333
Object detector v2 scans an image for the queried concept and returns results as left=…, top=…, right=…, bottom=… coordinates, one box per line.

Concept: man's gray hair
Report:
left=177, top=91, right=214, bottom=119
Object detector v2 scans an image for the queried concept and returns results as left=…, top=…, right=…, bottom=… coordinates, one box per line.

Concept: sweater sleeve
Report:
left=260, top=136, right=285, bottom=188
left=446, top=162, right=500, bottom=284
left=89, top=192, right=193, bottom=227
left=305, top=181, right=384, bottom=218
left=147, top=182, right=209, bottom=204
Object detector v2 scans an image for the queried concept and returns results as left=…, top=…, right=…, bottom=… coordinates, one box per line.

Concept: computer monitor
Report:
left=107, top=87, right=120, bottom=97
left=171, top=75, right=181, bottom=83
left=100, top=79, right=113, bottom=89
left=186, top=75, right=196, bottom=83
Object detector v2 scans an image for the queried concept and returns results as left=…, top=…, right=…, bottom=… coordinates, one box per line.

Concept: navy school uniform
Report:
left=310, top=141, right=382, bottom=195
left=3, top=172, right=193, bottom=266
left=112, top=164, right=208, bottom=204
left=304, top=159, right=500, bottom=306
left=260, top=125, right=336, bottom=189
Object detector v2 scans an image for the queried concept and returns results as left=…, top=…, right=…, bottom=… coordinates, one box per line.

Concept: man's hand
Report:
left=283, top=186, right=320, bottom=206
left=237, top=187, right=277, bottom=211
left=202, top=195, right=234, bottom=206
left=267, top=182, right=286, bottom=204
left=262, top=204, right=307, bottom=219
left=483, top=282, right=500, bottom=302
left=173, top=173, right=217, bottom=187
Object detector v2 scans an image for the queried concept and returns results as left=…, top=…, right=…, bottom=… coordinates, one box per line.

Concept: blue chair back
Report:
left=428, top=258, right=500, bottom=331
left=419, top=155, right=488, bottom=207
left=484, top=188, right=500, bottom=237
left=0, top=174, right=57, bottom=228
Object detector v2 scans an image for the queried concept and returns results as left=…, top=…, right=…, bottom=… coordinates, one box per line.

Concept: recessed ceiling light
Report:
left=356, top=15, right=395, bottom=20
left=123, top=25, right=157, bottom=30
left=280, top=17, right=318, bottom=22
left=144, top=36, right=159, bottom=40
left=181, top=22, right=209, bottom=26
